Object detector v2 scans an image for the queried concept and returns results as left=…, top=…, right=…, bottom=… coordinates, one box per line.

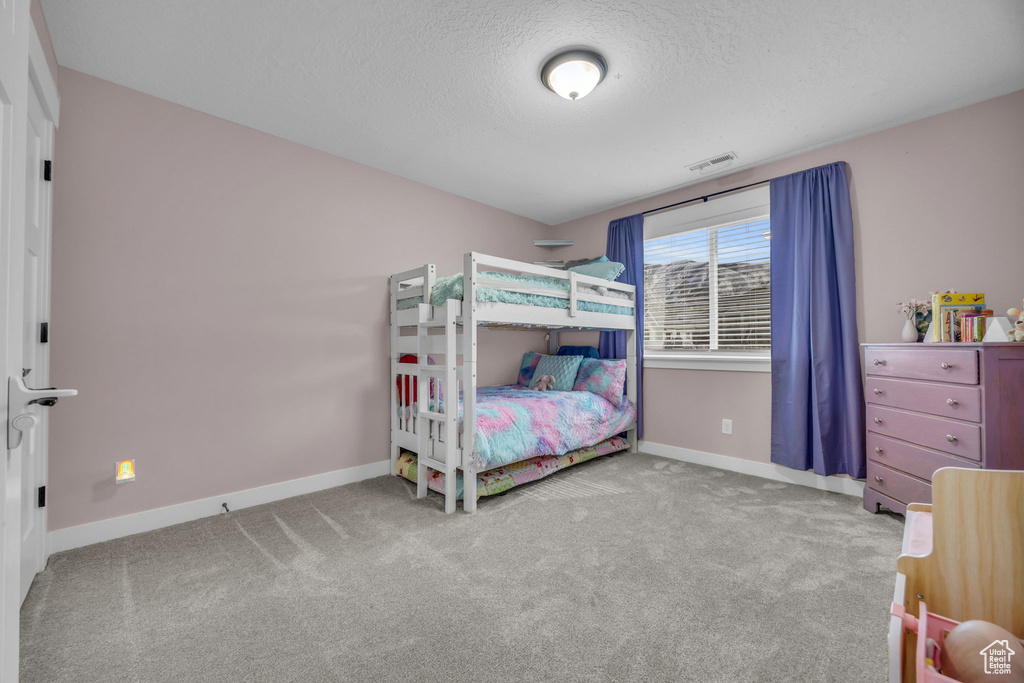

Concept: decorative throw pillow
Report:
left=529, top=354, right=584, bottom=392
left=557, top=345, right=600, bottom=359
left=517, top=351, right=542, bottom=386
left=568, top=257, right=626, bottom=281
left=563, top=255, right=603, bottom=269
left=572, top=358, right=627, bottom=406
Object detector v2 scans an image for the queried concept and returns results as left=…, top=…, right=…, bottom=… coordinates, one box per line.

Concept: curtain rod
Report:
left=641, top=178, right=770, bottom=216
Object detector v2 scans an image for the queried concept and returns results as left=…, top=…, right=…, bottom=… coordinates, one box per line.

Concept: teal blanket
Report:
left=396, top=270, right=632, bottom=315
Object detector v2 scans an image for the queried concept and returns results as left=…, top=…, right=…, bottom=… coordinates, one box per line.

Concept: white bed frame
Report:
left=390, top=252, right=639, bottom=513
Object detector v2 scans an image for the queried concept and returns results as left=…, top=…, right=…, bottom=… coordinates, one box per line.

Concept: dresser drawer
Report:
left=865, top=347, right=978, bottom=384
left=865, top=377, right=982, bottom=422
left=867, top=460, right=931, bottom=506
left=867, top=433, right=979, bottom=481
left=866, top=405, right=982, bottom=461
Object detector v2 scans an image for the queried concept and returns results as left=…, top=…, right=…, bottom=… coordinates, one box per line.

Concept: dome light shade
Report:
left=541, top=50, right=607, bottom=100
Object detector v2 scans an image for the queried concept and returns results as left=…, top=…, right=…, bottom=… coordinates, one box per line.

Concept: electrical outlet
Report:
left=722, top=419, right=733, bottom=435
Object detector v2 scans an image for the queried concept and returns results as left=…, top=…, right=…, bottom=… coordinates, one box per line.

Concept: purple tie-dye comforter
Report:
left=463, top=385, right=635, bottom=470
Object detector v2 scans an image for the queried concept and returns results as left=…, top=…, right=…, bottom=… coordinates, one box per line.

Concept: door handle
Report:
left=29, top=393, right=61, bottom=407
left=8, top=376, right=77, bottom=450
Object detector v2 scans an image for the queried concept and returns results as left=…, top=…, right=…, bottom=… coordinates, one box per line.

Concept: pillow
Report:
left=568, top=258, right=625, bottom=281
left=557, top=345, right=600, bottom=359
left=517, top=351, right=542, bottom=386
left=396, top=354, right=437, bottom=406
left=529, top=354, right=584, bottom=392
left=572, top=358, right=627, bottom=406
left=563, top=255, right=604, bottom=269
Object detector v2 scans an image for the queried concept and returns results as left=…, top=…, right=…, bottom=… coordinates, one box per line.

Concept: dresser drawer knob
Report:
left=946, top=434, right=957, bottom=442
left=874, top=447, right=883, bottom=454
left=874, top=476, right=883, bottom=483
left=873, top=417, right=882, bottom=424
left=873, top=389, right=882, bottom=395
left=946, top=398, right=958, bottom=406
left=940, top=362, right=951, bottom=369
left=873, top=359, right=884, bottom=366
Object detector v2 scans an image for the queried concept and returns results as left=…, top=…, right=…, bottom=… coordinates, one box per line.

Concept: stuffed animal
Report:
left=531, top=375, right=555, bottom=391
left=1008, top=302, right=1024, bottom=342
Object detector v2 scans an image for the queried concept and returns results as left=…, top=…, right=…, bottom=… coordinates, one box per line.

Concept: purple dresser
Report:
left=862, top=343, right=1024, bottom=515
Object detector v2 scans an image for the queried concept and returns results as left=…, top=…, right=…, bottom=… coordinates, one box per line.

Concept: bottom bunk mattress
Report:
left=395, top=435, right=629, bottom=500
left=405, top=384, right=636, bottom=470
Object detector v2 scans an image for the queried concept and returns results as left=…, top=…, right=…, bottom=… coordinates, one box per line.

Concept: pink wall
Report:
left=49, top=68, right=549, bottom=531
left=554, top=89, right=1024, bottom=465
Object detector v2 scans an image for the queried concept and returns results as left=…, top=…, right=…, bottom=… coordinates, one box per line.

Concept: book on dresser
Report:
left=861, top=343, right=1024, bottom=515
left=959, top=310, right=993, bottom=342
left=929, top=292, right=986, bottom=342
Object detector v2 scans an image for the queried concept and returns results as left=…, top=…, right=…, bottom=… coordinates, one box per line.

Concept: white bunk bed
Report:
left=390, top=252, right=639, bottom=513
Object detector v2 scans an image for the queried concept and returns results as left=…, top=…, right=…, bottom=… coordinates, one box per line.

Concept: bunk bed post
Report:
left=462, top=252, right=479, bottom=512
left=568, top=271, right=578, bottom=317
left=547, top=330, right=559, bottom=354
left=415, top=304, right=430, bottom=499
left=442, top=299, right=459, bottom=514
left=625, top=327, right=639, bottom=453
left=424, top=264, right=436, bottom=309
left=389, top=275, right=400, bottom=475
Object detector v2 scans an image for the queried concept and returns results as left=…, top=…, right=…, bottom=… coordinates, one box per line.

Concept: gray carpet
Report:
left=21, top=453, right=904, bottom=683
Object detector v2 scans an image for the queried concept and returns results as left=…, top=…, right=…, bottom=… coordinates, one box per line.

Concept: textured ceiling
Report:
left=41, top=0, right=1024, bottom=225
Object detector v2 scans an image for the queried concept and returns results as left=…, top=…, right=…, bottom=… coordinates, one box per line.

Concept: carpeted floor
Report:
left=21, top=452, right=904, bottom=683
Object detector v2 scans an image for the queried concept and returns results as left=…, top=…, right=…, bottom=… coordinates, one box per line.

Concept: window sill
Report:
left=644, top=354, right=771, bottom=373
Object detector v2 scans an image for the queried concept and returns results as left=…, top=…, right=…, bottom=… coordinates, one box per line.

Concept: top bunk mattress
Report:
left=396, top=270, right=633, bottom=316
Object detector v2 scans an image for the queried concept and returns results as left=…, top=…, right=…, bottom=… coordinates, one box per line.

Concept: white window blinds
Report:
left=644, top=216, right=771, bottom=353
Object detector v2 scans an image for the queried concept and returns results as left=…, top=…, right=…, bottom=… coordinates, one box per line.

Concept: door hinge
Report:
left=43, top=160, right=52, bottom=182
left=40, top=322, right=48, bottom=344
left=37, top=486, right=46, bottom=508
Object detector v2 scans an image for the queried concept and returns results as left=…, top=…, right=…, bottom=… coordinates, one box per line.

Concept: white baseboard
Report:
left=639, top=441, right=865, bottom=497
left=47, top=459, right=391, bottom=554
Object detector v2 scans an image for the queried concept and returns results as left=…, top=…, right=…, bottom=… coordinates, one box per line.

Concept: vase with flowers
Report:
left=897, top=298, right=932, bottom=342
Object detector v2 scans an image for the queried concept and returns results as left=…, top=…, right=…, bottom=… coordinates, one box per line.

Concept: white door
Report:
left=19, top=81, right=53, bottom=602
left=0, top=0, right=33, bottom=678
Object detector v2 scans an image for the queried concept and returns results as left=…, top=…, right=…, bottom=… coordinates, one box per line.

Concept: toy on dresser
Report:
left=1007, top=302, right=1024, bottom=342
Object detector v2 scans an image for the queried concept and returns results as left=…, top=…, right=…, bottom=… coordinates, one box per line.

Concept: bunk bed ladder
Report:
left=390, top=264, right=435, bottom=477
left=415, top=299, right=460, bottom=513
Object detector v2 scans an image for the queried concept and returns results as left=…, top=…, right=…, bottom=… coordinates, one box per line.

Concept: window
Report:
left=643, top=187, right=770, bottom=371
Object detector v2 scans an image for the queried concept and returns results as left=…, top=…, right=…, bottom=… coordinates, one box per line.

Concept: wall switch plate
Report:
left=722, top=419, right=733, bottom=435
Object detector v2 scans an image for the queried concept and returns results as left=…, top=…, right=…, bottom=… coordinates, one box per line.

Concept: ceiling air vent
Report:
left=688, top=151, right=738, bottom=176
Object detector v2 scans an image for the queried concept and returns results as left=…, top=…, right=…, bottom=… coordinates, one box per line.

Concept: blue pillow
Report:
left=568, top=257, right=625, bottom=281
left=516, top=351, right=542, bottom=386
left=529, top=355, right=584, bottom=392
left=558, top=345, right=600, bottom=359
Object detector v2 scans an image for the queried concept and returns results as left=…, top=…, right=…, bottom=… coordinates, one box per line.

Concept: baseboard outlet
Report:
left=47, top=459, right=391, bottom=555
left=639, top=441, right=865, bottom=497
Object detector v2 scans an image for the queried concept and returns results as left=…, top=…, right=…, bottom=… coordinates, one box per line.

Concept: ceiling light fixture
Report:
left=541, top=50, right=607, bottom=101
